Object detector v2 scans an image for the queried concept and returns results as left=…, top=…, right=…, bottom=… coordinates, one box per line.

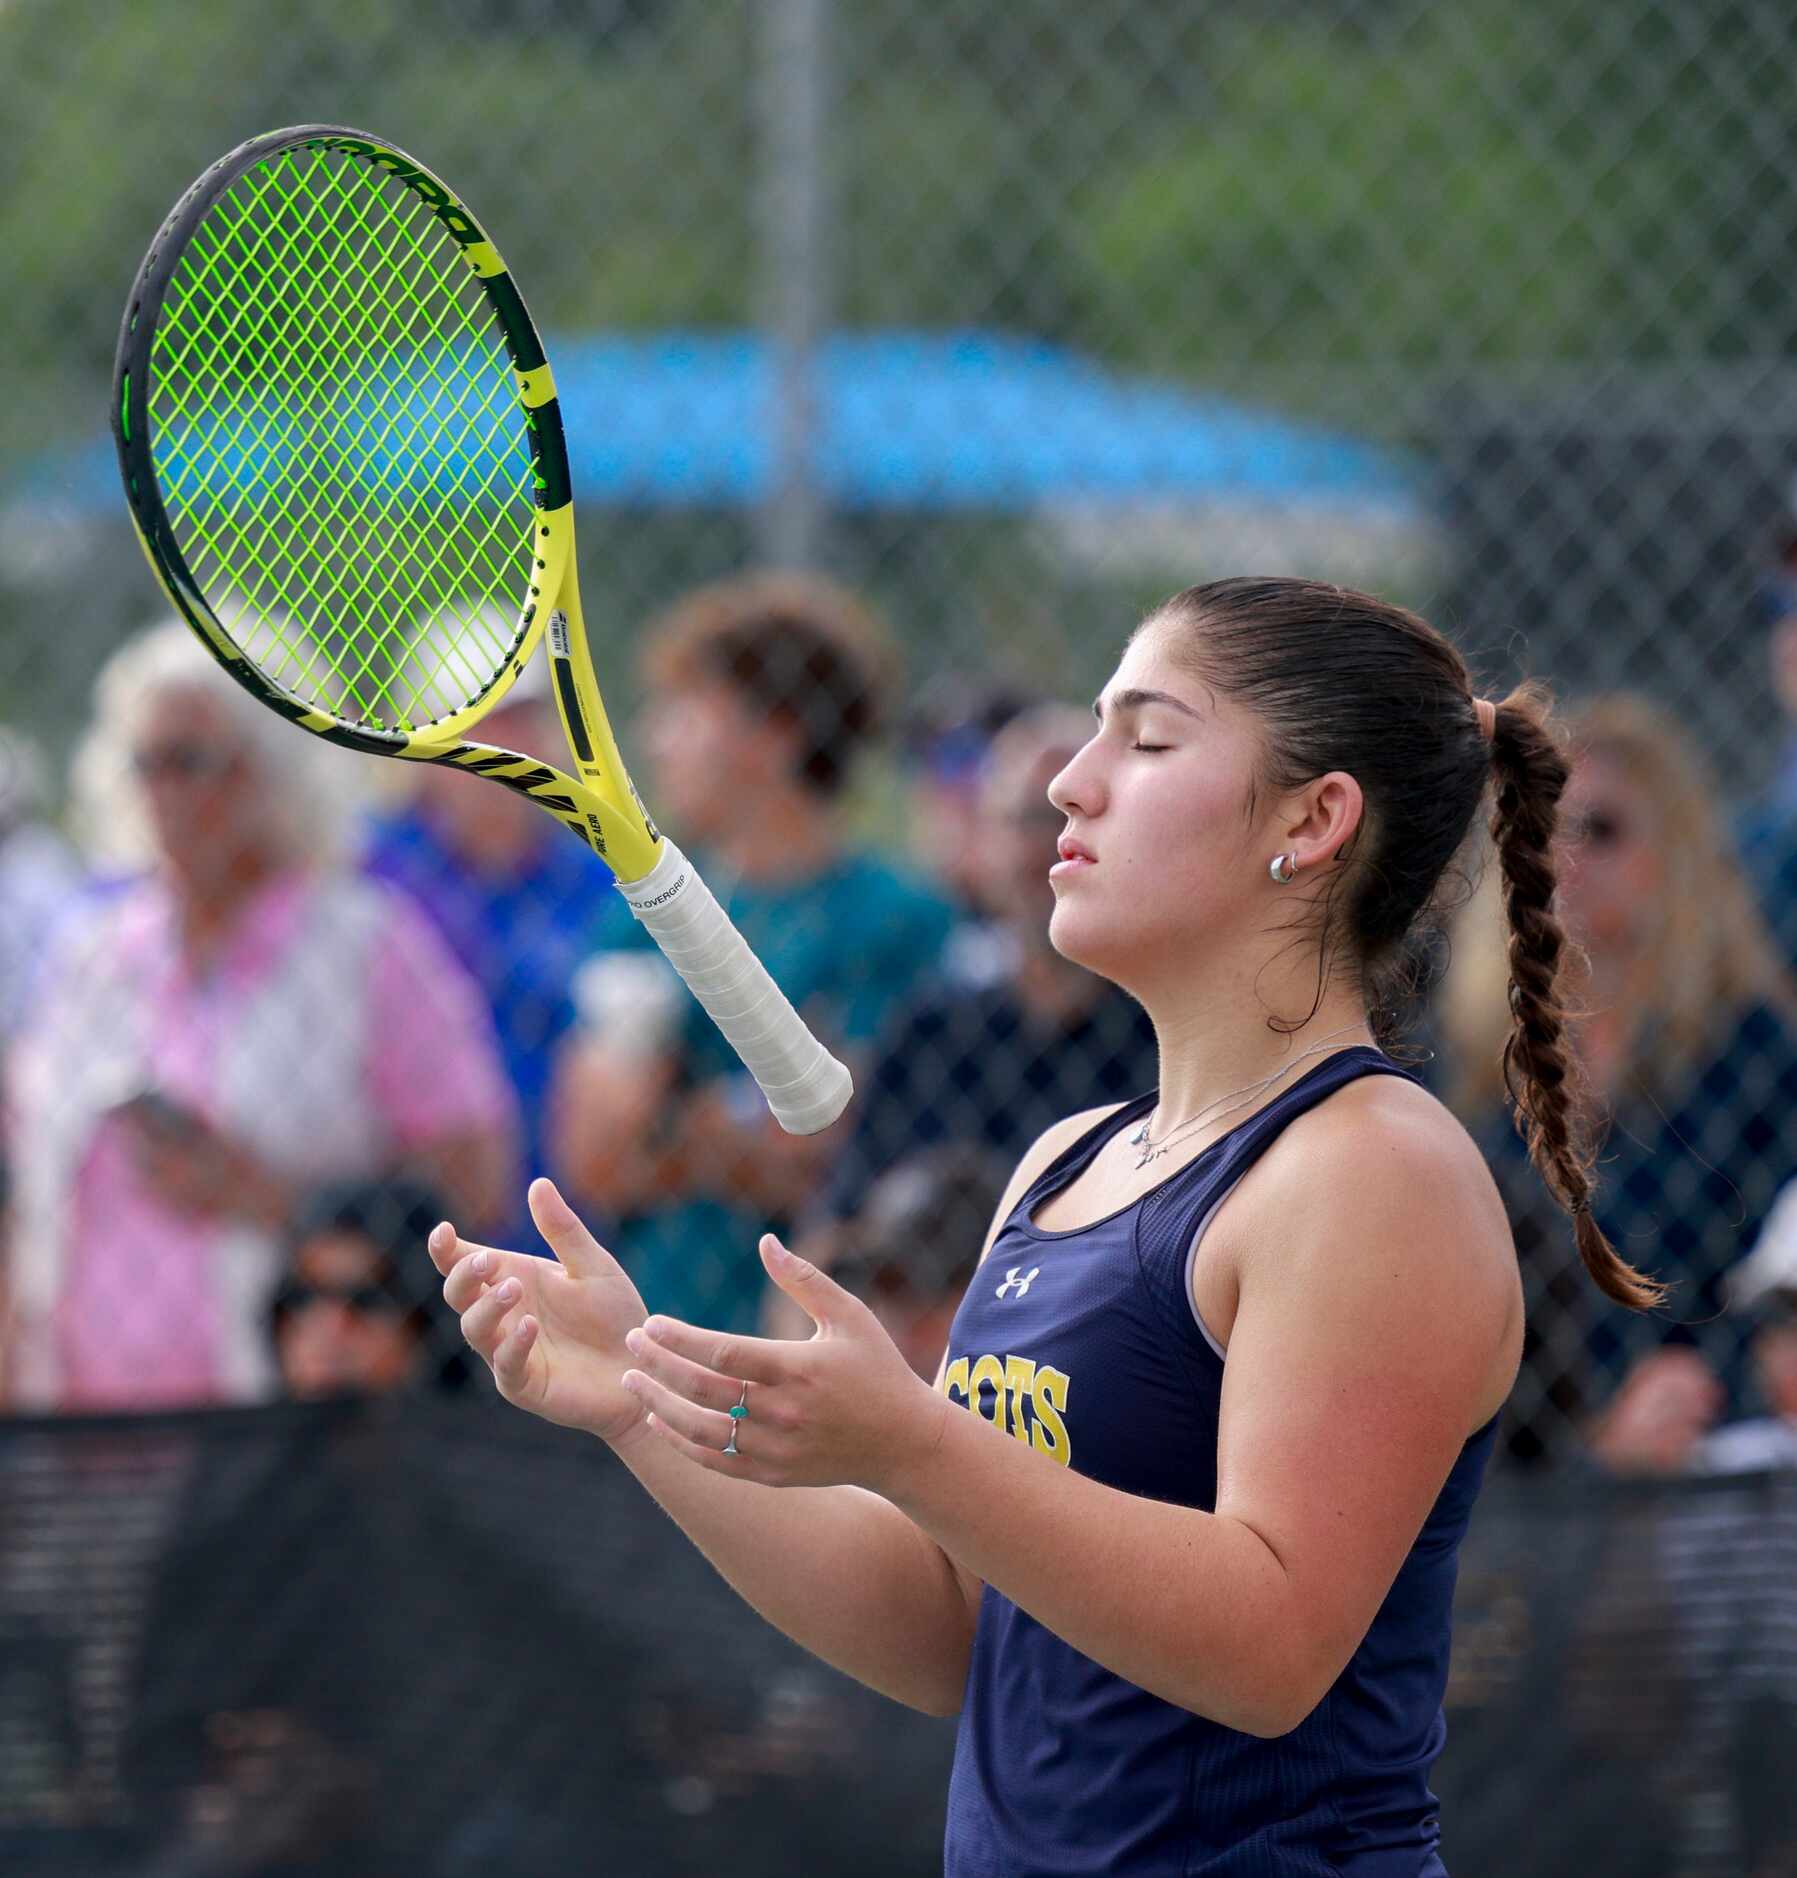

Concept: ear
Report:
left=1280, top=771, right=1365, bottom=872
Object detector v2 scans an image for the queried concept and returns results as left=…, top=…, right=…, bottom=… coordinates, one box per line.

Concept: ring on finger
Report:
left=722, top=1379, right=749, bottom=1456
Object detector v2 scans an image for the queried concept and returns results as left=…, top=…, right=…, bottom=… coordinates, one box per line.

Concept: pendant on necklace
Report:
left=1134, top=1145, right=1164, bottom=1171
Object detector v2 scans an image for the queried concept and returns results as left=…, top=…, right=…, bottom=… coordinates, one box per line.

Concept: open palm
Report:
left=427, top=1178, right=647, bottom=1443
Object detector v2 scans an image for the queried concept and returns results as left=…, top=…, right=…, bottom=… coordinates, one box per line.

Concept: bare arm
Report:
left=434, top=1130, right=1108, bottom=1714
left=627, top=1085, right=1521, bottom=1738
left=892, top=1091, right=1519, bottom=1733
left=608, top=1417, right=978, bottom=1714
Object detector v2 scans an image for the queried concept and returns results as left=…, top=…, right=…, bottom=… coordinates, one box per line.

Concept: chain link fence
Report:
left=4, top=2, right=1797, bottom=1873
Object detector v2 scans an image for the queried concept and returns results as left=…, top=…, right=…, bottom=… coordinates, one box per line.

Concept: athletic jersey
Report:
left=941, top=1046, right=1499, bottom=1877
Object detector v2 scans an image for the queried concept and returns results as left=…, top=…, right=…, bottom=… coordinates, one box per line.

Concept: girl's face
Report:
left=1555, top=751, right=1665, bottom=957
left=1044, top=627, right=1274, bottom=993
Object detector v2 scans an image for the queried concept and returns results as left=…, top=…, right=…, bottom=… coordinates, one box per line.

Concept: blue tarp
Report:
left=30, top=329, right=1425, bottom=518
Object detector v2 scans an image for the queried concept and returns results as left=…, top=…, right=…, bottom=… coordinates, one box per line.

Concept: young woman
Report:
left=429, top=578, right=1662, bottom=1875
left=1439, top=690, right=1797, bottom=1465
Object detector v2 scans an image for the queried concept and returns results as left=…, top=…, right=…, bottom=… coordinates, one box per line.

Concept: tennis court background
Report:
left=3, top=3, right=1797, bottom=1874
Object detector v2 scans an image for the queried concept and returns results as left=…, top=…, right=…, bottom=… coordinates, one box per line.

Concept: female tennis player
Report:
left=430, top=577, right=1663, bottom=1875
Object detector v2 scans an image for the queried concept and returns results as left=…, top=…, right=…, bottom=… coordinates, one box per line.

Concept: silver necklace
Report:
left=1128, top=1026, right=1369, bottom=1171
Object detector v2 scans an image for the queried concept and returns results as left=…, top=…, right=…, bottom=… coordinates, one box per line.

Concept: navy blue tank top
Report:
left=941, top=1047, right=1499, bottom=1877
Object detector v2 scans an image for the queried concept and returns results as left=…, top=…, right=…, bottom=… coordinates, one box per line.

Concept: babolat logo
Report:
left=308, top=137, right=487, bottom=248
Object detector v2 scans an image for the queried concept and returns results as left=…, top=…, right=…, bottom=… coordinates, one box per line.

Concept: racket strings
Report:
left=147, top=144, right=537, bottom=730
left=165, top=150, right=528, bottom=720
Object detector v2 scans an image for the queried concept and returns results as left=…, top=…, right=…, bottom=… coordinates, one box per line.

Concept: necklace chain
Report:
left=1128, top=1026, right=1369, bottom=1171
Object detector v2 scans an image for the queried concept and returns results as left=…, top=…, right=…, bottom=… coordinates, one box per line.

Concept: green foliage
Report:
left=5, top=0, right=1795, bottom=475
left=1075, top=5, right=1797, bottom=386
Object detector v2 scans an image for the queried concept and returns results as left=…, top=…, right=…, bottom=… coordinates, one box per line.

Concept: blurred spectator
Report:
left=1439, top=692, right=1797, bottom=1464
left=1696, top=1183, right=1797, bottom=1471
left=809, top=703, right=1158, bottom=1240
left=362, top=660, right=631, bottom=1249
left=0, top=726, right=83, bottom=1042
left=271, top=1178, right=449, bottom=1400
left=3, top=621, right=518, bottom=1413
left=901, top=673, right=1038, bottom=983
left=830, top=1143, right=1011, bottom=1379
left=551, top=573, right=955, bottom=1332
left=1737, top=513, right=1797, bottom=972
left=1585, top=1346, right=1727, bottom=1475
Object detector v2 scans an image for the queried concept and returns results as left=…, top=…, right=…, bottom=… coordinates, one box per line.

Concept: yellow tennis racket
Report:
left=111, top=125, right=851, bottom=1134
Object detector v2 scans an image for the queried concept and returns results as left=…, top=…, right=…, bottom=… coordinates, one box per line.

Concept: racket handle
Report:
left=614, top=840, right=854, bottom=1135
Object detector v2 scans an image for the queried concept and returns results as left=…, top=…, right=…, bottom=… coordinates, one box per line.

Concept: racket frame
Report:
left=112, top=124, right=853, bottom=1134
left=112, top=123, right=661, bottom=883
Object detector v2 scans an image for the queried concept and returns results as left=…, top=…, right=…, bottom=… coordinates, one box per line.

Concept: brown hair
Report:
left=640, top=571, right=898, bottom=797
left=1149, top=576, right=1663, bottom=1311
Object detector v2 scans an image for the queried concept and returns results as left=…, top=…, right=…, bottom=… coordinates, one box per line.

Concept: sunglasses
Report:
left=273, top=1278, right=410, bottom=1317
left=1565, top=807, right=1630, bottom=850
left=130, top=741, right=240, bottom=783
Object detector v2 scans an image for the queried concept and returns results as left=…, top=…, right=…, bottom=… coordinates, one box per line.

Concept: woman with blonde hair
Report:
left=5, top=621, right=519, bottom=1411
left=1438, top=691, right=1797, bottom=1464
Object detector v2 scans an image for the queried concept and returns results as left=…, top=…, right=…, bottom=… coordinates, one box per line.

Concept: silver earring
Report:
left=1268, top=852, right=1297, bottom=884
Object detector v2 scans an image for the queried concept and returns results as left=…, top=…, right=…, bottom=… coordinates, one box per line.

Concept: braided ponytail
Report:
left=1486, top=685, right=1666, bottom=1311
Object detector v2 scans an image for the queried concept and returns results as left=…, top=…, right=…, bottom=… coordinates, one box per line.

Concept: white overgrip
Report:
left=613, top=839, right=854, bottom=1135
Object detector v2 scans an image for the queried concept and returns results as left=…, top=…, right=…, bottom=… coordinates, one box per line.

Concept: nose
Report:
left=1046, top=735, right=1103, bottom=820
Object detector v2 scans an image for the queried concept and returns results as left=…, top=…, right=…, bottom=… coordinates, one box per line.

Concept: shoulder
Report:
left=317, top=872, right=463, bottom=972
left=1268, top=1068, right=1504, bottom=1210
left=1231, top=1073, right=1519, bottom=1371
left=41, top=874, right=159, bottom=967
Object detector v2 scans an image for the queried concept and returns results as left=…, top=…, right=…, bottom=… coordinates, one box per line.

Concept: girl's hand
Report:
left=427, top=1177, right=648, bottom=1445
left=619, top=1235, right=949, bottom=1494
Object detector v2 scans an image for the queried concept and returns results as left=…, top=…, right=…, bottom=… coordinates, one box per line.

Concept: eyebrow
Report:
left=1092, top=686, right=1204, bottom=722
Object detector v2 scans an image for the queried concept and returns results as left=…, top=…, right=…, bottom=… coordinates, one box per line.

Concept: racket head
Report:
left=112, top=125, right=574, bottom=755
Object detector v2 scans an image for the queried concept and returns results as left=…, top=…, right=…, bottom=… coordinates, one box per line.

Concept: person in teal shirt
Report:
left=550, top=572, right=956, bottom=1332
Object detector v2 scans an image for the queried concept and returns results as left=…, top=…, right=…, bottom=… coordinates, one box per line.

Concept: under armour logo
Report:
left=995, top=1266, right=1041, bottom=1300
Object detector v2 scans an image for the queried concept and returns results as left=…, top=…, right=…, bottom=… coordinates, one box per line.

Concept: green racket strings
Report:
left=147, top=145, right=536, bottom=731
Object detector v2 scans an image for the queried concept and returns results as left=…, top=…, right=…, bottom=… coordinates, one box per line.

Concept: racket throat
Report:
left=545, top=611, right=596, bottom=765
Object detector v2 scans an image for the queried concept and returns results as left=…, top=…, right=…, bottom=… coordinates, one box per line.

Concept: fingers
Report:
left=623, top=1326, right=748, bottom=1412
left=639, top=1315, right=791, bottom=1386
left=428, top=1222, right=538, bottom=1399
left=459, top=1273, right=527, bottom=1361
left=639, top=1407, right=745, bottom=1479
left=758, top=1234, right=861, bottom=1330
left=440, top=1243, right=526, bottom=1313
left=527, top=1177, right=611, bottom=1278
left=491, top=1311, right=540, bottom=1397
left=622, top=1368, right=738, bottom=1454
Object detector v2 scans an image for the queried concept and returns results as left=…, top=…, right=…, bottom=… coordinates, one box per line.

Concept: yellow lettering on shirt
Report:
left=940, top=1351, right=1072, bottom=1468
left=1004, top=1355, right=1038, bottom=1446
left=969, top=1353, right=1007, bottom=1429
left=1030, top=1365, right=1072, bottom=1467
left=942, top=1356, right=970, bottom=1408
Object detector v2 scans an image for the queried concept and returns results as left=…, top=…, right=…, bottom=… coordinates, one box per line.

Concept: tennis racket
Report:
left=110, top=125, right=852, bottom=1135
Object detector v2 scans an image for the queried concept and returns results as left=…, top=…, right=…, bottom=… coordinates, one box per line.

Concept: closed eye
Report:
left=1131, top=742, right=1170, bottom=754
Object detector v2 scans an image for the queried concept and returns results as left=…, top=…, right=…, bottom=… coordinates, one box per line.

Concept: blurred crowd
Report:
left=2, top=556, right=1797, bottom=1492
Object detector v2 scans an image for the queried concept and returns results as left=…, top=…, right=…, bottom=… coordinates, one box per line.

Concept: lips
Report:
left=1051, top=834, right=1097, bottom=878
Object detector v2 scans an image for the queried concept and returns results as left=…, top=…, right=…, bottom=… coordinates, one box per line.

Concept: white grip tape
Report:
left=615, top=840, right=853, bottom=1135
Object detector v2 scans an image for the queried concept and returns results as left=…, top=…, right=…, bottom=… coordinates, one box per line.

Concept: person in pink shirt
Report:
left=3, top=621, right=519, bottom=1413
